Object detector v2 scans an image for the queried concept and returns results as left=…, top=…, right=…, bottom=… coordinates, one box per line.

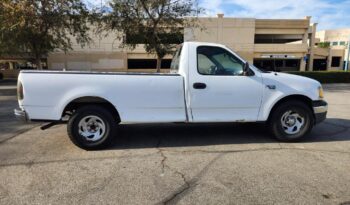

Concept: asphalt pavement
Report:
left=0, top=82, right=350, bottom=205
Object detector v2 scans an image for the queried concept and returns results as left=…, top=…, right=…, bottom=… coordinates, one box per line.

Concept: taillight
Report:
left=17, top=81, right=24, bottom=100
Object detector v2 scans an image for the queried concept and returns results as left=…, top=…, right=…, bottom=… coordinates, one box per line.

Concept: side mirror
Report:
left=243, top=62, right=250, bottom=76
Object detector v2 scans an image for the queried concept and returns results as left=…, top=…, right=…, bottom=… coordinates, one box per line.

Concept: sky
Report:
left=198, top=0, right=350, bottom=30
left=85, top=0, right=350, bottom=31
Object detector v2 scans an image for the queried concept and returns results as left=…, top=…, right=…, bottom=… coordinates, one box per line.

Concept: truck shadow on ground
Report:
left=109, top=118, right=350, bottom=150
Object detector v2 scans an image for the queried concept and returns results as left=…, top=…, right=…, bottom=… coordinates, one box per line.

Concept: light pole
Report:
left=345, top=35, right=350, bottom=71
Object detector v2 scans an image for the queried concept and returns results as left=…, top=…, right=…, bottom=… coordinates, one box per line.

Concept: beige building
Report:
left=315, top=28, right=350, bottom=70
left=47, top=31, right=176, bottom=73
left=4, top=15, right=347, bottom=78
left=46, top=15, right=316, bottom=73
left=186, top=15, right=316, bottom=72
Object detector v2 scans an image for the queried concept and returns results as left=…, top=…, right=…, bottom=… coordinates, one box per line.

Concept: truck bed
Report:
left=18, top=70, right=187, bottom=123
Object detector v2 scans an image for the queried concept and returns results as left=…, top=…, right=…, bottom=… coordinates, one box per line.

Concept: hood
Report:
left=261, top=72, right=322, bottom=100
left=264, top=72, right=319, bottom=84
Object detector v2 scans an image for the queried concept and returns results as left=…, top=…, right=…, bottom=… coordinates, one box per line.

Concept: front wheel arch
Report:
left=267, top=95, right=314, bottom=123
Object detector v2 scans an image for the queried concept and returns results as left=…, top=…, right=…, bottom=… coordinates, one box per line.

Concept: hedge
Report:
left=286, top=71, right=350, bottom=84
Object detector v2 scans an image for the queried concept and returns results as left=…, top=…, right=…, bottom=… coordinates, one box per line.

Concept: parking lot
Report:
left=0, top=81, right=350, bottom=205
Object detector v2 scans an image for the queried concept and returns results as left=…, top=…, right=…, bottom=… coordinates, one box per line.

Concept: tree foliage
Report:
left=103, top=0, right=202, bottom=72
left=0, top=0, right=93, bottom=69
left=317, top=42, right=330, bottom=48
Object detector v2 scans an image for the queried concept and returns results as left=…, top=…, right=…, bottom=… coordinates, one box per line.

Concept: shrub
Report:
left=286, top=71, right=350, bottom=84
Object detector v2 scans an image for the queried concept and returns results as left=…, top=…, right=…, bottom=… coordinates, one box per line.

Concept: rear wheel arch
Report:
left=62, top=96, right=121, bottom=123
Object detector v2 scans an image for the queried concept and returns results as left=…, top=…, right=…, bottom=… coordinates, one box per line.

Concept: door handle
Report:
left=193, top=82, right=207, bottom=89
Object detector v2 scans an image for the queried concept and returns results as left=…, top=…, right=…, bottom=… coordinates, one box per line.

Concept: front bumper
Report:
left=312, top=100, right=328, bottom=124
left=14, top=108, right=28, bottom=122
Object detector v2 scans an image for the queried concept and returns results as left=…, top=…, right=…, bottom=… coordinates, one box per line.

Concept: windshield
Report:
left=170, top=45, right=182, bottom=74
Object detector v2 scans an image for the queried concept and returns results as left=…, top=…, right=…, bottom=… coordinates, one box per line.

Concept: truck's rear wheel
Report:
left=67, top=105, right=117, bottom=150
left=269, top=101, right=314, bottom=142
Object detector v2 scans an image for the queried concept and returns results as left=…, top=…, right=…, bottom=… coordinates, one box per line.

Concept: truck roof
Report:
left=183, top=41, right=228, bottom=48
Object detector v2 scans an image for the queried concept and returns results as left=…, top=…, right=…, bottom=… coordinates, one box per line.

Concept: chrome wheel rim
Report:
left=281, top=110, right=305, bottom=135
left=78, top=115, right=106, bottom=142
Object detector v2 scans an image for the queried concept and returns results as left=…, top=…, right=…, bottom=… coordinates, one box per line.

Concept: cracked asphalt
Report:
left=0, top=83, right=350, bottom=205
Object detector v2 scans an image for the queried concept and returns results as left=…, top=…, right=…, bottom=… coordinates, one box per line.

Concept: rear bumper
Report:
left=312, top=100, right=328, bottom=124
left=14, top=108, right=28, bottom=122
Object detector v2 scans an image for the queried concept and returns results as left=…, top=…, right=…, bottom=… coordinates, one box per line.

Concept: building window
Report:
left=331, top=57, right=341, bottom=67
left=285, top=60, right=299, bottom=68
left=313, top=59, right=327, bottom=71
left=254, top=34, right=303, bottom=44
left=339, top=41, right=346, bottom=46
left=332, top=41, right=338, bottom=46
left=127, top=59, right=172, bottom=69
left=253, top=59, right=300, bottom=72
left=274, top=60, right=284, bottom=68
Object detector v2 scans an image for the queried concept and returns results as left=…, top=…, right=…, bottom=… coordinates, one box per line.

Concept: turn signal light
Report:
left=318, top=86, right=324, bottom=99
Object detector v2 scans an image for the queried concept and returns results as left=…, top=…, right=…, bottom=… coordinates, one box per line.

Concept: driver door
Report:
left=189, top=45, right=264, bottom=122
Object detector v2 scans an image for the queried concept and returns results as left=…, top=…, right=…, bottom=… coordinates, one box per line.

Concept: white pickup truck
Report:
left=15, top=42, right=327, bottom=149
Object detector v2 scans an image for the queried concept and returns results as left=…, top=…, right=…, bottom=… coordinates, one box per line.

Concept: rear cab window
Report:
left=170, top=45, right=183, bottom=74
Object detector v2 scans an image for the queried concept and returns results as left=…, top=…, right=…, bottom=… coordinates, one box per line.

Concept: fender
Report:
left=56, top=86, right=121, bottom=121
left=259, top=93, right=313, bottom=121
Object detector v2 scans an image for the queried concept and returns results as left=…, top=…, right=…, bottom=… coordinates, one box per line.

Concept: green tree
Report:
left=317, top=42, right=330, bottom=48
left=104, top=0, right=202, bottom=72
left=0, top=0, right=93, bottom=69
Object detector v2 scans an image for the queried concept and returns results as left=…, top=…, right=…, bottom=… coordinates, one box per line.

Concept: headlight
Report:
left=318, top=86, right=324, bottom=99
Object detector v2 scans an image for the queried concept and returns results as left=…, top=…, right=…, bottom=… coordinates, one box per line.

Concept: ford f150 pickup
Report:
left=15, top=42, right=328, bottom=149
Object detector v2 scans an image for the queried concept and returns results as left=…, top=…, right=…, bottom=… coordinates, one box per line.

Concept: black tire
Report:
left=269, top=101, right=314, bottom=142
left=67, top=105, right=117, bottom=150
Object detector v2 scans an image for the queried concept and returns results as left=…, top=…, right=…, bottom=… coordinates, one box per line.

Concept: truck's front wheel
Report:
left=67, top=105, right=117, bottom=150
left=269, top=101, right=314, bottom=142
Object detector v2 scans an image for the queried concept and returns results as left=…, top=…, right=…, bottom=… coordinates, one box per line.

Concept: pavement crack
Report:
left=156, top=139, right=166, bottom=174
left=156, top=138, right=192, bottom=205
left=159, top=148, right=167, bottom=174
left=158, top=153, right=224, bottom=205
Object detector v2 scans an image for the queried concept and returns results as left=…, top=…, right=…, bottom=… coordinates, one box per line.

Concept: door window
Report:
left=197, top=46, right=244, bottom=75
